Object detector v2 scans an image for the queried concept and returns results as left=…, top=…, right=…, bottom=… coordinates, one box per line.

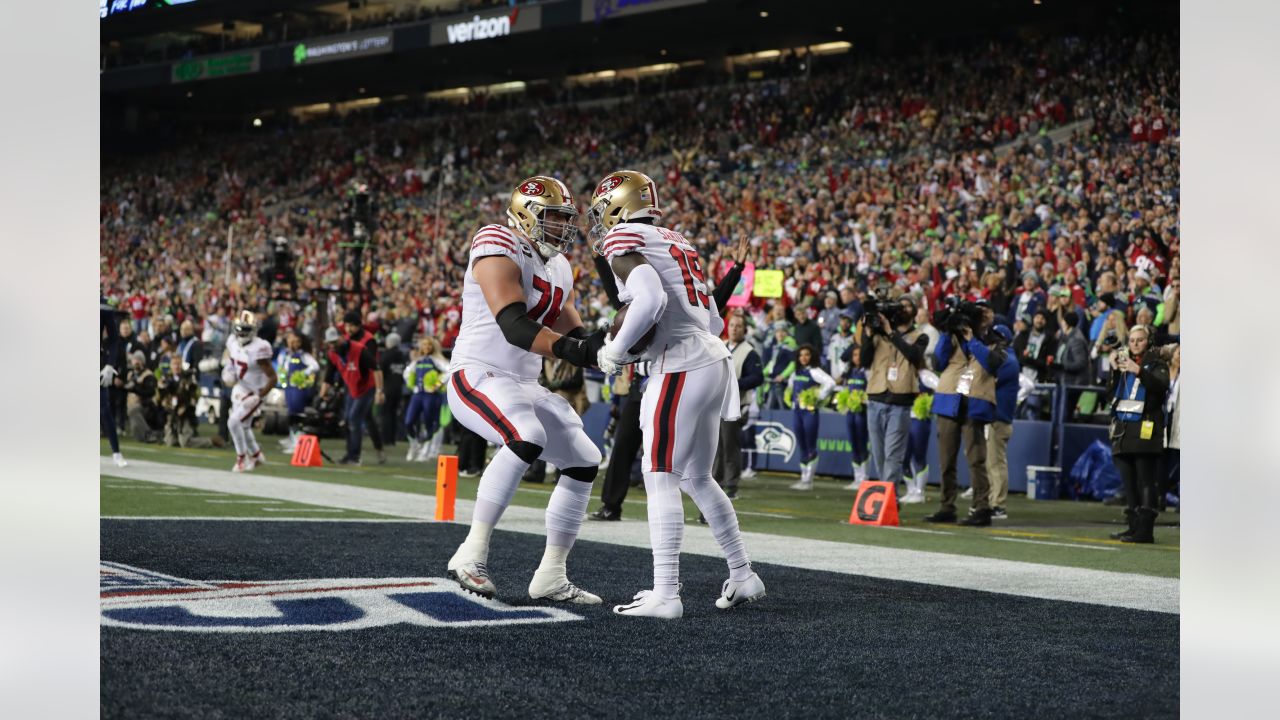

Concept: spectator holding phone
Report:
left=1106, top=325, right=1169, bottom=544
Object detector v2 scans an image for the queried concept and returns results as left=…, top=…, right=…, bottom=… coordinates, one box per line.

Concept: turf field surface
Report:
left=103, top=439, right=1180, bottom=578
left=101, top=518, right=1178, bottom=720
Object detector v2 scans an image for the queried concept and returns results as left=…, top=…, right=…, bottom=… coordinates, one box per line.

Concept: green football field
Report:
left=101, top=437, right=1179, bottom=578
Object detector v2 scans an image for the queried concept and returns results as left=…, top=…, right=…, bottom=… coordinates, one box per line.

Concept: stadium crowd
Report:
left=101, top=32, right=1179, bottom=516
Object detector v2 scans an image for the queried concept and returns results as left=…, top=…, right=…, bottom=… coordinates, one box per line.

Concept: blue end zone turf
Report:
left=101, top=519, right=1177, bottom=719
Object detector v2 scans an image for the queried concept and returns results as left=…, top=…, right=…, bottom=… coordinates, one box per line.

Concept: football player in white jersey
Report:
left=588, top=170, right=765, bottom=619
left=222, top=311, right=275, bottom=472
left=445, top=176, right=609, bottom=605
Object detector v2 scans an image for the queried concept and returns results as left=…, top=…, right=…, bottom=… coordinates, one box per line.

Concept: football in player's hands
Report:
left=609, top=304, right=657, bottom=355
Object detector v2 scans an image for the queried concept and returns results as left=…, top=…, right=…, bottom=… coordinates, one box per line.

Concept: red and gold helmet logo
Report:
left=520, top=180, right=546, bottom=196
left=596, top=176, right=624, bottom=196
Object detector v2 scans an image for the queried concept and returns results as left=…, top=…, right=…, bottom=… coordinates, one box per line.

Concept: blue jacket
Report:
left=992, top=348, right=1021, bottom=423
left=933, top=333, right=1005, bottom=422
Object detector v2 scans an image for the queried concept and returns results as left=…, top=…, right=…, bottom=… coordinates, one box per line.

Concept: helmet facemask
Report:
left=233, top=311, right=257, bottom=343
left=513, top=203, right=579, bottom=259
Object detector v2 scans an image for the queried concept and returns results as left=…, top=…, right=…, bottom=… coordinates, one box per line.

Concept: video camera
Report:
left=346, top=183, right=375, bottom=246
left=933, top=296, right=988, bottom=335
left=264, top=235, right=298, bottom=299
left=863, top=290, right=913, bottom=333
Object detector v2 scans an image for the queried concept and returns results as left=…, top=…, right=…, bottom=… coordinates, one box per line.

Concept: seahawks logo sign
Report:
left=750, top=420, right=797, bottom=462
left=100, top=562, right=580, bottom=633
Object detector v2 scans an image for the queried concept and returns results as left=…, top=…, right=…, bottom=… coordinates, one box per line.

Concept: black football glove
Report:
left=552, top=328, right=608, bottom=368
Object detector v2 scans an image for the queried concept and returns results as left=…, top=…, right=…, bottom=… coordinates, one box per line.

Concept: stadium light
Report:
left=252, top=117, right=262, bottom=127
left=760, top=11, right=768, bottom=18
left=836, top=25, right=844, bottom=32
left=810, top=41, right=853, bottom=55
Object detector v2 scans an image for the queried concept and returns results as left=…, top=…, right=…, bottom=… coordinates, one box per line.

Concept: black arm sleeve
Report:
left=495, top=301, right=543, bottom=351
left=593, top=256, right=623, bottom=310
left=892, top=333, right=928, bottom=369
left=712, top=262, right=745, bottom=311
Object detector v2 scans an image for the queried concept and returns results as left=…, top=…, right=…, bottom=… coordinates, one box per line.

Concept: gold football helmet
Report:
left=507, top=175, right=579, bottom=258
left=233, top=310, right=258, bottom=343
left=587, top=170, right=663, bottom=253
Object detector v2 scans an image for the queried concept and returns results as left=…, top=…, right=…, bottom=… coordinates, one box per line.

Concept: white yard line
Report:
left=992, top=537, right=1117, bottom=552
left=877, top=525, right=956, bottom=536
left=261, top=508, right=348, bottom=513
left=101, top=457, right=1178, bottom=614
left=204, top=499, right=284, bottom=505
left=104, top=516, right=424, bottom=523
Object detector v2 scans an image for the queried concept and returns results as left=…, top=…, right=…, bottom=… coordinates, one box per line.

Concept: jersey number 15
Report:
left=668, top=246, right=710, bottom=309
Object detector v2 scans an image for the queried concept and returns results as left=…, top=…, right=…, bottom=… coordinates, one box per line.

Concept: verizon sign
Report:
left=447, top=14, right=511, bottom=43
left=430, top=5, right=541, bottom=46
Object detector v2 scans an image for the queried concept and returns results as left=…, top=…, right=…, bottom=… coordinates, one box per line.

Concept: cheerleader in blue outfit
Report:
left=901, top=381, right=936, bottom=503
left=403, top=336, right=450, bottom=462
left=787, top=345, right=836, bottom=490
left=836, top=344, right=871, bottom=490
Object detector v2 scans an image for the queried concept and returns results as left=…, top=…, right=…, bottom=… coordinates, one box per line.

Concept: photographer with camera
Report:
left=1106, top=325, right=1169, bottom=544
left=157, top=351, right=205, bottom=448
left=122, top=350, right=159, bottom=442
left=926, top=298, right=1006, bottom=527
left=858, top=292, right=929, bottom=491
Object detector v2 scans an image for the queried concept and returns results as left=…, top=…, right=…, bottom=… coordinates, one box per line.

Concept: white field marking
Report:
left=393, top=475, right=428, bottom=482
left=737, top=510, right=796, bottom=519
left=875, top=525, right=956, bottom=535
left=101, top=457, right=1178, bottom=614
left=103, top=516, right=426, bottom=523
left=992, top=537, right=1117, bottom=552
left=261, top=508, right=348, bottom=513
left=155, top=492, right=226, bottom=497
left=204, top=499, right=285, bottom=505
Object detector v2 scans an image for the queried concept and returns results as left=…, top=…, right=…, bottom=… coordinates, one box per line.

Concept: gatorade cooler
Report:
left=1025, top=466, right=1061, bottom=500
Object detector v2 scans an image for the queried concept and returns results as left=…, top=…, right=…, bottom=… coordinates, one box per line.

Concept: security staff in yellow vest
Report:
left=926, top=302, right=1006, bottom=527
left=858, top=293, right=930, bottom=490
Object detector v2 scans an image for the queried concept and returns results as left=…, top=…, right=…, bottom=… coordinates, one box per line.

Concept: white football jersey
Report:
left=225, top=336, right=274, bottom=393
left=600, top=223, right=730, bottom=373
left=450, top=224, right=575, bottom=382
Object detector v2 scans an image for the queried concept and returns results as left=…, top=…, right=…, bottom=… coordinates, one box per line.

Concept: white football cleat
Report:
left=613, top=589, right=683, bottom=619
left=900, top=490, right=926, bottom=504
left=112, top=452, right=128, bottom=468
left=960, top=487, right=974, bottom=500
left=250, top=450, right=266, bottom=468
left=528, top=573, right=602, bottom=605
left=789, top=480, right=813, bottom=491
left=406, top=440, right=420, bottom=462
left=843, top=480, right=862, bottom=491
left=716, top=572, right=767, bottom=610
left=232, top=455, right=249, bottom=473
left=447, top=558, right=496, bottom=599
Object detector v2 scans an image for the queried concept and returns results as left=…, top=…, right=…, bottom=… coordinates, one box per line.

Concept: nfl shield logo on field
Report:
left=100, top=562, right=580, bottom=633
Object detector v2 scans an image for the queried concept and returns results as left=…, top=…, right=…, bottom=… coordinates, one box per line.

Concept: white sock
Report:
left=227, top=417, right=248, bottom=455
left=853, top=463, right=868, bottom=483
left=644, top=471, right=685, bottom=599
left=682, top=474, right=752, bottom=581
left=457, top=520, right=494, bottom=564
left=456, top=445, right=530, bottom=562
left=915, top=466, right=929, bottom=494
left=543, top=476, right=592, bottom=552
left=245, top=430, right=260, bottom=455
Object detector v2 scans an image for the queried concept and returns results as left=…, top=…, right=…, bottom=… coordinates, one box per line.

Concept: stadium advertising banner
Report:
left=430, top=5, right=543, bottom=46
left=170, top=50, right=259, bottom=84
left=582, top=0, right=707, bottom=24
left=293, top=30, right=394, bottom=66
